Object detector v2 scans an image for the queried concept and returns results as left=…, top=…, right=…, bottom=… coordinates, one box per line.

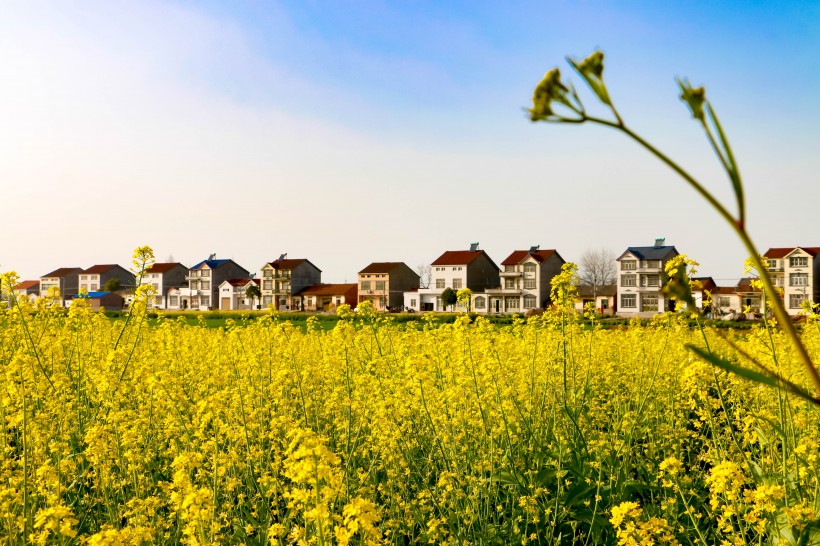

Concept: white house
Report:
left=479, top=247, right=565, bottom=314
left=217, top=278, right=259, bottom=310
left=616, top=239, right=680, bottom=318
left=763, top=247, right=820, bottom=315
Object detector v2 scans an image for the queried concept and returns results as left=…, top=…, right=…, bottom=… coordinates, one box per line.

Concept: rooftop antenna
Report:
left=469, top=242, right=479, bottom=252
left=208, top=252, right=216, bottom=260
left=654, top=238, right=665, bottom=248
left=278, top=253, right=287, bottom=261
left=529, top=245, right=540, bottom=252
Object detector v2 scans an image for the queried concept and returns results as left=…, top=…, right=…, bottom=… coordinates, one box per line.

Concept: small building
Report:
left=298, top=284, right=358, bottom=312
left=73, top=291, right=124, bottom=311
left=711, top=286, right=742, bottom=318
left=142, top=262, right=188, bottom=309
left=575, top=284, right=617, bottom=314
left=357, top=262, right=420, bottom=311
left=218, top=278, right=260, bottom=310
left=40, top=267, right=83, bottom=305
left=11, top=280, right=41, bottom=303
left=79, top=264, right=135, bottom=293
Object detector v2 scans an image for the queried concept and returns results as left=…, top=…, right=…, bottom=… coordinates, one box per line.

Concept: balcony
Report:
left=486, top=287, right=522, bottom=295
left=499, top=270, right=522, bottom=278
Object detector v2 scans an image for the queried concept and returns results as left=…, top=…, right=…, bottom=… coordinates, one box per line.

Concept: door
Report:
left=221, top=297, right=230, bottom=310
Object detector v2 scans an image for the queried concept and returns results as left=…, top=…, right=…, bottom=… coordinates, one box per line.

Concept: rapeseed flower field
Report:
left=2, top=260, right=819, bottom=544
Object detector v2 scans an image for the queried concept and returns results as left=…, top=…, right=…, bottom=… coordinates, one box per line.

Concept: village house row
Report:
left=7, top=240, right=820, bottom=318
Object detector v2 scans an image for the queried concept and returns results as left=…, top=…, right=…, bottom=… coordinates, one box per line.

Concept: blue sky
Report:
left=2, top=1, right=819, bottom=284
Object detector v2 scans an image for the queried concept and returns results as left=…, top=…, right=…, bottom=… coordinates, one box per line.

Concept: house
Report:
left=141, top=262, right=188, bottom=309
left=72, top=291, right=124, bottom=311
left=217, top=278, right=260, bottom=310
left=575, top=284, right=617, bottom=315
left=405, top=243, right=500, bottom=312
left=179, top=257, right=249, bottom=310
left=616, top=239, right=679, bottom=317
left=11, top=280, right=41, bottom=303
left=735, top=278, right=766, bottom=315
left=692, top=276, right=717, bottom=313
left=40, top=267, right=83, bottom=305
left=259, top=255, right=322, bottom=311
left=763, top=247, right=820, bottom=315
left=79, top=264, right=135, bottom=294
left=297, top=284, right=358, bottom=312
left=357, top=262, right=420, bottom=311
left=711, top=286, right=742, bottom=317
left=480, top=247, right=565, bottom=314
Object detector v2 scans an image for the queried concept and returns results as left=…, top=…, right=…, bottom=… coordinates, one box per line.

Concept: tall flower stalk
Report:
left=529, top=51, right=820, bottom=400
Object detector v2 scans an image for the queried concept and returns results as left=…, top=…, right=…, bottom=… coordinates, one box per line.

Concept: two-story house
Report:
left=40, top=267, right=83, bottom=304
left=141, top=262, right=188, bottom=309
left=480, top=247, right=565, bottom=314
left=616, top=239, right=679, bottom=317
left=78, top=264, right=135, bottom=294
left=763, top=247, right=820, bottom=315
left=259, top=256, right=322, bottom=311
left=180, top=257, right=249, bottom=310
left=11, top=280, right=41, bottom=303
left=357, top=262, right=420, bottom=311
left=405, top=243, right=500, bottom=312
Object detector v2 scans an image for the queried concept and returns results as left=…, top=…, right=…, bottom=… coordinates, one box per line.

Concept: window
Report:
left=201, top=281, right=210, bottom=290
left=621, top=260, right=637, bottom=270
left=524, top=263, right=536, bottom=273
left=361, top=281, right=371, bottom=290
left=621, top=294, right=636, bottom=308
left=263, top=280, right=272, bottom=290
left=263, top=269, right=272, bottom=278
left=523, top=295, right=536, bottom=308
left=505, top=296, right=519, bottom=310
left=90, top=284, right=98, bottom=291
left=767, top=259, right=778, bottom=270
left=645, top=260, right=661, bottom=269
left=154, top=296, right=162, bottom=305
left=452, top=278, right=463, bottom=289
left=375, top=281, right=385, bottom=291
left=505, top=265, right=516, bottom=272
left=435, top=279, right=445, bottom=289
left=80, top=275, right=88, bottom=280
left=410, top=298, right=417, bottom=307
left=452, top=267, right=457, bottom=271
left=474, top=296, right=485, bottom=309
left=524, top=279, right=536, bottom=289
left=201, top=295, right=210, bottom=306
left=152, top=283, right=159, bottom=292
left=790, top=273, right=808, bottom=286
left=790, top=256, right=809, bottom=268
left=505, top=278, right=517, bottom=289
left=600, top=299, right=608, bottom=309
left=201, top=270, right=211, bottom=278
left=641, top=294, right=658, bottom=312
left=718, top=296, right=731, bottom=308
left=646, top=275, right=660, bottom=287
left=169, top=295, right=179, bottom=306
left=263, top=296, right=272, bottom=305
left=789, top=294, right=807, bottom=309
left=621, top=275, right=636, bottom=287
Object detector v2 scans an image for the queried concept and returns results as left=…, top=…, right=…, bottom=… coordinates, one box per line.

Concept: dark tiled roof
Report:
left=432, top=250, right=497, bottom=267
left=297, top=283, right=357, bottom=296
left=358, top=262, right=409, bottom=274
left=501, top=249, right=559, bottom=266
left=225, top=278, right=254, bottom=287
left=146, top=262, right=185, bottom=273
left=82, top=264, right=120, bottom=274
left=42, top=267, right=83, bottom=278
left=692, top=277, right=716, bottom=291
left=577, top=284, right=616, bottom=297
left=267, top=259, right=322, bottom=272
left=191, top=259, right=232, bottom=270
left=621, top=246, right=678, bottom=260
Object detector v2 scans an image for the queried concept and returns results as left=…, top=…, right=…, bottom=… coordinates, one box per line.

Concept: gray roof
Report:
left=621, top=246, right=678, bottom=260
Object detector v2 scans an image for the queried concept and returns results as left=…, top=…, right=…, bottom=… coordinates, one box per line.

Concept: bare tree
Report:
left=416, top=264, right=432, bottom=289
left=578, top=248, right=616, bottom=297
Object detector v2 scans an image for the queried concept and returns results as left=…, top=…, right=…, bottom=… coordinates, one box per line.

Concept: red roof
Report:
left=764, top=247, right=820, bottom=258
left=298, top=283, right=357, bottom=296
left=267, top=258, right=321, bottom=272
left=13, top=280, right=40, bottom=290
left=501, top=249, right=558, bottom=266
left=431, top=250, right=494, bottom=267
left=146, top=262, right=185, bottom=273
left=225, top=278, right=255, bottom=287
left=692, top=277, right=716, bottom=291
left=358, top=262, right=410, bottom=274
left=82, top=264, right=120, bottom=274
left=712, top=286, right=738, bottom=295
left=42, top=267, right=83, bottom=278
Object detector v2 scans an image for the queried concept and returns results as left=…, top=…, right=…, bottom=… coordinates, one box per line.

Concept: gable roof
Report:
left=13, top=280, right=40, bottom=290
left=501, top=249, right=561, bottom=266
left=736, top=277, right=762, bottom=292
left=764, top=247, right=820, bottom=259
left=620, top=246, right=678, bottom=260
left=712, top=286, right=739, bottom=295
left=82, top=264, right=122, bottom=274
left=224, top=278, right=255, bottom=287
left=146, top=262, right=185, bottom=273
left=266, top=258, right=322, bottom=272
left=432, top=250, right=497, bottom=267
left=41, top=267, right=83, bottom=278
left=358, top=262, right=415, bottom=275
left=297, top=283, right=357, bottom=296
left=692, top=277, right=717, bottom=291
left=191, top=258, right=232, bottom=270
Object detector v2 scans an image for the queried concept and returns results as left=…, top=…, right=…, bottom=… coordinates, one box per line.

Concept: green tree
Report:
left=103, top=278, right=121, bottom=292
left=440, top=287, right=457, bottom=312
left=245, top=283, right=261, bottom=310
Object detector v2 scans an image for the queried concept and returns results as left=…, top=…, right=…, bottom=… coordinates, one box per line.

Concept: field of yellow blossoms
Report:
left=2, top=262, right=820, bottom=544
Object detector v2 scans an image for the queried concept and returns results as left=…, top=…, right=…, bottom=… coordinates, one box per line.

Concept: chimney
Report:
left=654, top=238, right=665, bottom=248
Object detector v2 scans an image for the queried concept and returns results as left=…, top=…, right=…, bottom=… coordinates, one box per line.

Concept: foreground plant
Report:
left=529, top=51, right=820, bottom=401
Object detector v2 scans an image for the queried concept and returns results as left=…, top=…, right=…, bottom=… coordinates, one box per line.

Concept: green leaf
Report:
left=686, top=345, right=779, bottom=388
